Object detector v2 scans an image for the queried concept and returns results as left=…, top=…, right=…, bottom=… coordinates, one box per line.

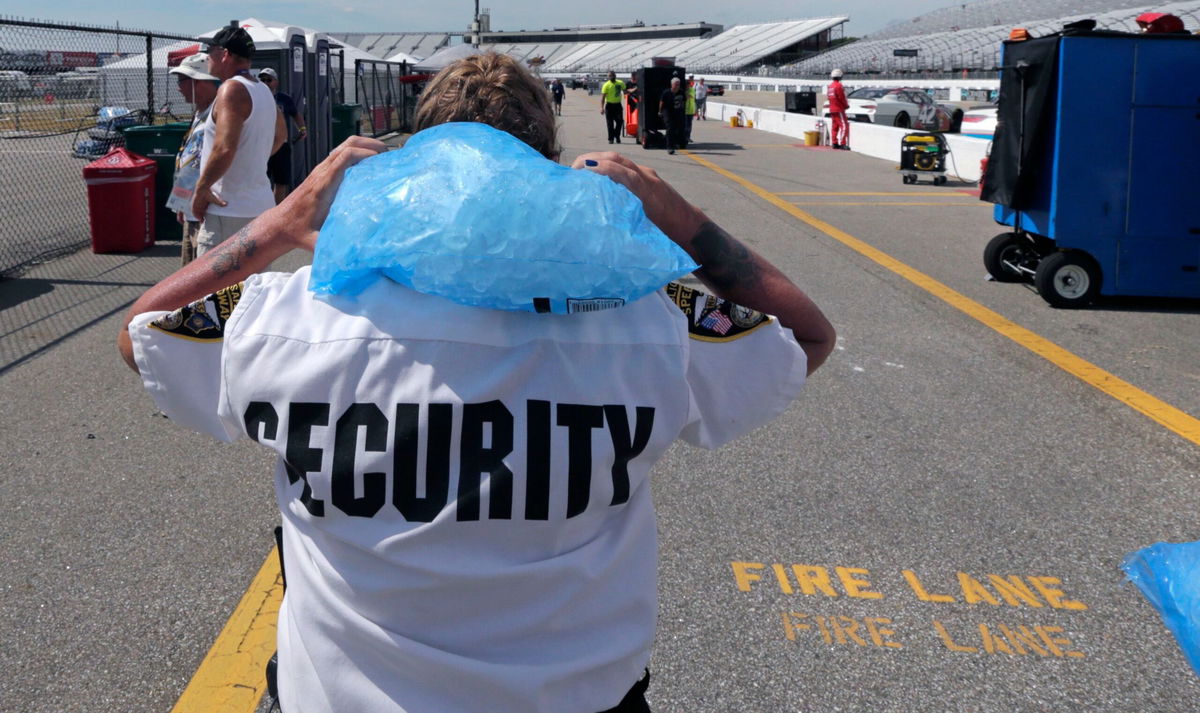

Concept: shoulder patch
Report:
left=149, top=282, right=244, bottom=341
left=664, top=282, right=772, bottom=342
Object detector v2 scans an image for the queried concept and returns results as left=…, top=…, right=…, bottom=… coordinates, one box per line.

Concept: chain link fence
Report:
left=354, top=59, right=416, bottom=137
left=1, top=17, right=198, bottom=277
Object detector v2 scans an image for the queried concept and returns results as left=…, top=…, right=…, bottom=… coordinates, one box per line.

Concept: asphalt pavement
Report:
left=2, top=86, right=1199, bottom=713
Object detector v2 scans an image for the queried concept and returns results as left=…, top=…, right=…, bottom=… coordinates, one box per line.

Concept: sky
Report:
left=0, top=0, right=976, bottom=40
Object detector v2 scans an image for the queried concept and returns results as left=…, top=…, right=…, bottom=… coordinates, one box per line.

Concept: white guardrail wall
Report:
left=705, top=99, right=992, bottom=182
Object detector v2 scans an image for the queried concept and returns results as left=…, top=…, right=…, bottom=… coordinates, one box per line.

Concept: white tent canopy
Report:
left=97, top=40, right=199, bottom=116
left=411, top=43, right=480, bottom=72
left=385, top=50, right=423, bottom=65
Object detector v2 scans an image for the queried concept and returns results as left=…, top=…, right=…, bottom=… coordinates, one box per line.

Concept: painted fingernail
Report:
left=585, top=159, right=598, bottom=166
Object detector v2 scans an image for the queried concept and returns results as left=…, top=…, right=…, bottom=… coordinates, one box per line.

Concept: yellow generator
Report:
left=899, top=132, right=949, bottom=185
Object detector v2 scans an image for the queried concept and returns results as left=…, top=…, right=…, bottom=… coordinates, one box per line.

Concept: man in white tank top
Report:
left=191, top=26, right=278, bottom=256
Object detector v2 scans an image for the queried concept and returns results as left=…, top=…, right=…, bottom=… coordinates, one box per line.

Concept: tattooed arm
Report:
left=572, top=151, right=835, bottom=374
left=118, top=136, right=388, bottom=372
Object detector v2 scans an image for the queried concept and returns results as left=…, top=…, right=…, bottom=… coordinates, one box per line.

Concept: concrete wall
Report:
left=705, top=100, right=991, bottom=183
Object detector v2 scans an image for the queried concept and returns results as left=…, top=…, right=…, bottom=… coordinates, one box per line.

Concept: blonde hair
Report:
left=414, top=51, right=559, bottom=159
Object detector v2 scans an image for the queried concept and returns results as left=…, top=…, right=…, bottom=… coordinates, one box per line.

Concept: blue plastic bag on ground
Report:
left=310, top=122, right=698, bottom=313
left=1121, top=541, right=1200, bottom=675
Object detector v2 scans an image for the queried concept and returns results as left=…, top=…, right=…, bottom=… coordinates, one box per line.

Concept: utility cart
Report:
left=981, top=28, right=1200, bottom=307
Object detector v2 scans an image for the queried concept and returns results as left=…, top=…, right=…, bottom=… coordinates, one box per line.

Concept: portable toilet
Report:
left=305, top=33, right=333, bottom=169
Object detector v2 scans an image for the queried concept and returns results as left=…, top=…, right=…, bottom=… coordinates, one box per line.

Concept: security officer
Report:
left=118, top=51, right=835, bottom=713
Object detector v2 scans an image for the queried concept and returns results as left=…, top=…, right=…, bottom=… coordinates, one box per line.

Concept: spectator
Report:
left=118, top=50, right=834, bottom=713
left=258, top=67, right=307, bottom=204
left=550, top=77, right=565, bottom=116
left=599, top=70, right=626, bottom=144
left=165, top=53, right=219, bottom=266
left=694, top=77, right=708, bottom=120
left=659, top=77, right=686, bottom=155
left=190, top=26, right=277, bottom=255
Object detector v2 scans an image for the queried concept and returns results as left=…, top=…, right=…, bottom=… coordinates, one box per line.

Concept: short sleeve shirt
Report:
left=129, top=268, right=807, bottom=713
left=601, top=79, right=625, bottom=104
left=165, top=106, right=211, bottom=221
left=274, top=90, right=298, bottom=129
left=661, top=88, right=686, bottom=119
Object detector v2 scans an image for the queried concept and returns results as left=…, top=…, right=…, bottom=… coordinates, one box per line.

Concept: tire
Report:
left=893, top=112, right=910, bottom=128
left=983, top=232, right=1030, bottom=283
left=951, top=110, right=964, bottom=133
left=1034, top=251, right=1101, bottom=308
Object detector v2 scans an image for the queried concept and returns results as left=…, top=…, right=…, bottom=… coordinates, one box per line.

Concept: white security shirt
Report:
left=129, top=267, right=807, bottom=713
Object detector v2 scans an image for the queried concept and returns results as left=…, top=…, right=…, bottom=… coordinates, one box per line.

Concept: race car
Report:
left=824, top=87, right=953, bottom=131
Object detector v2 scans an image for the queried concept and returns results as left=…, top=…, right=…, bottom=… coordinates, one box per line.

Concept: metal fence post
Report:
left=145, top=34, right=154, bottom=123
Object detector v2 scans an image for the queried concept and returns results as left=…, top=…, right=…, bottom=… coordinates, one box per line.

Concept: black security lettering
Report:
left=286, top=403, right=328, bottom=517
left=458, top=400, right=514, bottom=521
left=332, top=403, right=388, bottom=518
left=524, top=400, right=552, bottom=520
left=557, top=404, right=604, bottom=518
left=244, top=401, right=279, bottom=442
left=393, top=403, right=450, bottom=523
left=604, top=405, right=655, bottom=506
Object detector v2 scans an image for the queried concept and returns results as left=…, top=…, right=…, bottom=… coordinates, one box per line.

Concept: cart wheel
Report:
left=983, top=232, right=1030, bottom=283
left=901, top=174, right=913, bottom=185
left=934, top=175, right=947, bottom=186
left=1034, top=251, right=1101, bottom=308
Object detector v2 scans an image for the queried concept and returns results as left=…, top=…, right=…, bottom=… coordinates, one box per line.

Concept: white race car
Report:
left=824, top=87, right=953, bottom=131
left=959, top=105, right=998, bottom=139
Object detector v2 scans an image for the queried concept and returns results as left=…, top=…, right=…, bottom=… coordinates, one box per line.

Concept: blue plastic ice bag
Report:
left=1121, top=540, right=1200, bottom=676
left=309, top=122, right=698, bottom=313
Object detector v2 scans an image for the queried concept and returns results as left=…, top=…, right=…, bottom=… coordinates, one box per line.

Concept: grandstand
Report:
left=326, top=32, right=454, bottom=62
left=786, top=0, right=1200, bottom=75
left=332, top=18, right=847, bottom=74
left=866, top=0, right=1156, bottom=40
left=485, top=18, right=846, bottom=73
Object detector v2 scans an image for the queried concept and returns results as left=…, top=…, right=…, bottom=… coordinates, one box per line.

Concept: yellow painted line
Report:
left=171, top=548, right=283, bottom=713
left=787, top=201, right=990, bottom=207
left=683, top=149, right=1200, bottom=447
left=776, top=191, right=971, bottom=196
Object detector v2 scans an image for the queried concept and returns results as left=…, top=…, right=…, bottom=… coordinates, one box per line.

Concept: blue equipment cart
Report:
left=980, top=29, right=1200, bottom=307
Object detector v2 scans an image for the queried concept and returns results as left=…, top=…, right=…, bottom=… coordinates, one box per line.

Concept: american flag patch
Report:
left=700, top=310, right=733, bottom=335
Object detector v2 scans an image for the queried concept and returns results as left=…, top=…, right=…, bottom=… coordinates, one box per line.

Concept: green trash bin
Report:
left=332, top=104, right=363, bottom=148
left=122, top=122, right=191, bottom=242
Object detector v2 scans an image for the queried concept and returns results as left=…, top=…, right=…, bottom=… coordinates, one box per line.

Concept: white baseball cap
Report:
left=169, top=53, right=218, bottom=82
left=257, top=67, right=278, bottom=80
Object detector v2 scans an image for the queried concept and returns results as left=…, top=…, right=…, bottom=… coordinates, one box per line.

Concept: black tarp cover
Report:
left=980, top=36, right=1061, bottom=208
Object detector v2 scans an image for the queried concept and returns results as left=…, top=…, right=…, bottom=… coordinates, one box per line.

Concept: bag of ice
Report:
left=1122, top=541, right=1200, bottom=676
left=310, top=122, right=698, bottom=313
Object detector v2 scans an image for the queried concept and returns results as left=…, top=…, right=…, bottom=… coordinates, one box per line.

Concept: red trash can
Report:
left=83, top=148, right=156, bottom=253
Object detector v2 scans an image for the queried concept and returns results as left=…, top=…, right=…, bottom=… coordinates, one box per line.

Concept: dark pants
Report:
left=663, top=112, right=686, bottom=149
left=605, top=102, right=624, bottom=141
left=598, top=669, right=652, bottom=713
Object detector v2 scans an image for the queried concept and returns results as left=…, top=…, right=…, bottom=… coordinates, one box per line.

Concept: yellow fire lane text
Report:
left=732, top=562, right=1088, bottom=610
left=780, top=613, right=1085, bottom=659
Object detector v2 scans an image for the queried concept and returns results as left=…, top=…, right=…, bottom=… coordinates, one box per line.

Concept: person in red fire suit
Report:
left=826, top=68, right=850, bottom=150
